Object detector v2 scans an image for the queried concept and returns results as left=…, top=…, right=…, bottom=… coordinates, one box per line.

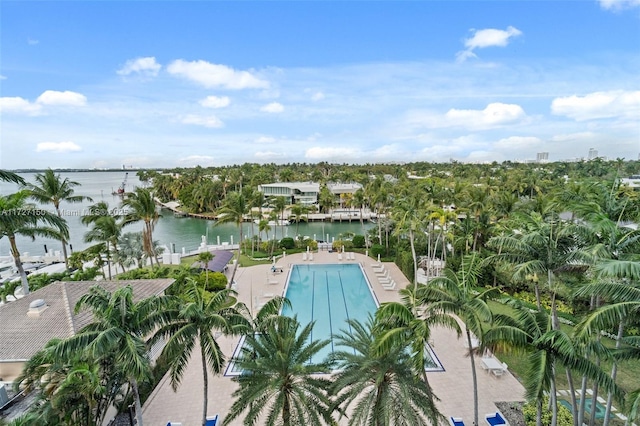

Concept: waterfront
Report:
left=0, top=171, right=373, bottom=257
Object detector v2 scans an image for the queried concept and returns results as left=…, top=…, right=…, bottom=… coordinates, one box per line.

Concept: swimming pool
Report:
left=225, top=263, right=443, bottom=375
left=282, top=263, right=379, bottom=362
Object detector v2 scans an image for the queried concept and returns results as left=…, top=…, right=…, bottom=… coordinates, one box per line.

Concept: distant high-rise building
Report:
left=536, top=152, right=549, bottom=163
left=588, top=148, right=598, bottom=160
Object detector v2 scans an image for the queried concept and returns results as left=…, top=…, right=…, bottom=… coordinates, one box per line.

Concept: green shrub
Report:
left=523, top=397, right=573, bottom=426
left=280, top=237, right=295, bottom=249
left=370, top=244, right=385, bottom=257
left=304, top=239, right=318, bottom=250
left=352, top=235, right=365, bottom=248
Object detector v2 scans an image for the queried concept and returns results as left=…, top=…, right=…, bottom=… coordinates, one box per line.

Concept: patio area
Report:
left=142, top=251, right=525, bottom=425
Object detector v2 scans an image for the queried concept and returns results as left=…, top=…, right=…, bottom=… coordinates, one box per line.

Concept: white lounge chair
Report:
left=485, top=411, right=509, bottom=426
left=382, top=280, right=396, bottom=290
left=373, top=264, right=385, bottom=272
left=309, top=253, right=314, bottom=261
left=379, top=276, right=392, bottom=284
left=302, top=252, right=308, bottom=261
left=338, top=253, right=343, bottom=261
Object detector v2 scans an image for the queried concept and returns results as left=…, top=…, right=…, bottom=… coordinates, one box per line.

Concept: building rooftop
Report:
left=0, top=279, right=174, bottom=362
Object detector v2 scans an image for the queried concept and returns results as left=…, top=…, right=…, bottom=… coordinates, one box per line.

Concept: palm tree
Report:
left=392, top=190, right=429, bottom=292
left=417, top=255, right=496, bottom=426
left=151, top=282, right=250, bottom=426
left=121, top=187, right=161, bottom=267
left=26, top=169, right=93, bottom=269
left=289, top=203, right=309, bottom=238
left=374, top=287, right=458, bottom=416
left=54, top=285, right=163, bottom=426
left=117, top=232, right=146, bottom=269
left=198, top=250, right=214, bottom=288
left=0, top=190, right=68, bottom=295
left=225, top=316, right=335, bottom=426
left=484, top=300, right=623, bottom=426
left=0, top=169, right=25, bottom=185
left=216, top=190, right=250, bottom=288
left=331, top=316, right=444, bottom=426
left=83, top=212, right=122, bottom=279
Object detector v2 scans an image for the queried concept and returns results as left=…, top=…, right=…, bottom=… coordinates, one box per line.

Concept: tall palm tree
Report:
left=485, top=300, right=623, bottom=426
left=374, top=287, right=458, bottom=415
left=392, top=190, right=429, bottom=292
left=225, top=316, right=335, bottom=426
left=83, top=213, right=122, bottom=279
left=0, top=190, right=68, bottom=295
left=331, top=316, right=444, bottom=426
left=216, top=190, right=250, bottom=287
left=151, top=282, right=250, bottom=426
left=26, top=169, right=93, bottom=269
left=289, top=203, right=309, bottom=238
left=417, top=254, right=496, bottom=426
left=54, top=285, right=165, bottom=426
left=121, top=188, right=161, bottom=267
left=198, top=250, right=214, bottom=288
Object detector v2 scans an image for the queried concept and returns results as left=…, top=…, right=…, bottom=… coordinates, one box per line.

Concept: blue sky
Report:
left=1, top=1, right=639, bottom=169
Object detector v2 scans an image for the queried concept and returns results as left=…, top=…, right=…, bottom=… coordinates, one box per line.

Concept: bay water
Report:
left=1, top=171, right=371, bottom=258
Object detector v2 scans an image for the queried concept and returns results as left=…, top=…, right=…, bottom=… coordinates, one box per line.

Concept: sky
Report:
left=1, top=1, right=639, bottom=169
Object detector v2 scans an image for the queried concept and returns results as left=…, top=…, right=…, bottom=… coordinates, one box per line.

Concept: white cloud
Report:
left=493, top=136, right=542, bottom=151
left=311, top=91, right=325, bottom=101
left=551, top=90, right=640, bottom=121
left=199, top=95, right=230, bottom=108
left=36, top=90, right=87, bottom=106
left=255, top=136, right=276, bottom=143
left=551, top=132, right=597, bottom=142
left=260, top=102, right=284, bottom=113
left=180, top=114, right=224, bottom=128
left=27, top=38, right=39, bottom=45
left=255, top=151, right=287, bottom=159
left=444, top=103, right=526, bottom=129
left=0, top=75, right=6, bottom=80
left=305, top=146, right=359, bottom=160
left=36, top=141, right=82, bottom=153
left=117, top=57, right=161, bottom=77
left=177, top=155, right=216, bottom=166
left=457, top=26, right=522, bottom=61
left=0, top=97, right=42, bottom=114
left=599, top=0, right=640, bottom=10
left=167, top=59, right=268, bottom=89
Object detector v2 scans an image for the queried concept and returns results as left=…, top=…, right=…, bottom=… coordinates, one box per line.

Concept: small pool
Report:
left=225, top=263, right=443, bottom=375
left=559, top=399, right=613, bottom=420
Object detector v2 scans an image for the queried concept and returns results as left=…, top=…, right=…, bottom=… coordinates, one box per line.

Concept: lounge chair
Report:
left=167, top=423, right=183, bottom=426
left=382, top=281, right=396, bottom=290
left=485, top=411, right=509, bottom=426
left=379, top=276, right=392, bottom=284
left=373, top=264, right=384, bottom=271
left=302, top=252, right=308, bottom=261
left=205, top=415, right=219, bottom=426
left=449, top=417, right=465, bottom=426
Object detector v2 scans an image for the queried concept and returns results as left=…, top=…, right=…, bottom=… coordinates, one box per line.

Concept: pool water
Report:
left=282, top=263, right=379, bottom=362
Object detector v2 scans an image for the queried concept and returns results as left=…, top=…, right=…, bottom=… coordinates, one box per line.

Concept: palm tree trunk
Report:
left=201, top=341, right=209, bottom=426
left=603, top=321, right=624, bottom=426
left=536, top=398, right=543, bottom=426
left=589, top=358, right=600, bottom=426
left=131, top=379, right=144, bottom=426
left=9, top=236, right=30, bottom=295
left=578, top=376, right=588, bottom=426
left=464, top=327, right=480, bottom=426
left=409, top=229, right=418, bottom=292
left=550, top=362, right=559, bottom=426
left=566, top=368, right=578, bottom=426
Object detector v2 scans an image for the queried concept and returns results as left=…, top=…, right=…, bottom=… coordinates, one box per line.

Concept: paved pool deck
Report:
left=142, top=250, right=525, bottom=425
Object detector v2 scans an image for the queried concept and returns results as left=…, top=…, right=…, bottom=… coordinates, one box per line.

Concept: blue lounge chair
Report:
left=205, top=414, right=219, bottom=426
left=450, top=417, right=465, bottom=426
left=485, top=411, right=509, bottom=426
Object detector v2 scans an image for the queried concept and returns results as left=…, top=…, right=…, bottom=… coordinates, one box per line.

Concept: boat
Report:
left=112, top=172, right=128, bottom=196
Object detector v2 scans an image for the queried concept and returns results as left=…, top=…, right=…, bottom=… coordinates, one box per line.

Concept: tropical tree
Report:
left=198, top=250, right=214, bottom=288
left=392, top=190, right=429, bottom=292
left=151, top=282, right=250, bottom=426
left=374, top=286, right=458, bottom=415
left=26, top=169, right=93, bottom=269
left=121, top=187, right=161, bottom=267
left=485, top=300, right=623, bottom=426
left=225, top=316, right=335, bottom=426
left=331, top=316, right=444, bottom=426
left=83, top=210, right=122, bottom=280
left=54, top=285, right=164, bottom=426
left=0, top=169, right=25, bottom=185
left=289, top=203, right=309, bottom=238
left=216, top=190, right=250, bottom=287
left=0, top=190, right=68, bottom=295
left=417, top=255, right=496, bottom=426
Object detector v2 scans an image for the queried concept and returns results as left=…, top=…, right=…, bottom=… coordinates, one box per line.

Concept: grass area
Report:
left=486, top=300, right=640, bottom=411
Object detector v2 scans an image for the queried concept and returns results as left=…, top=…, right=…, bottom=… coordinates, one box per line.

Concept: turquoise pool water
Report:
left=282, top=263, right=379, bottom=363
left=225, top=263, right=443, bottom=375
